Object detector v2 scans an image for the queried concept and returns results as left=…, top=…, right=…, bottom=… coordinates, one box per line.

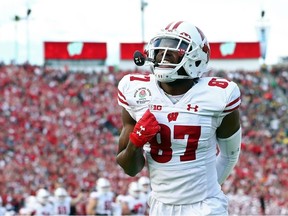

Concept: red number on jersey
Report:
left=57, top=206, right=67, bottom=214
left=130, top=75, right=150, bottom=82
left=208, top=78, right=229, bottom=89
left=149, top=124, right=201, bottom=163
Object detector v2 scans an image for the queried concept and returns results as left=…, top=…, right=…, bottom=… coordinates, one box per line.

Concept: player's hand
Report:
left=129, top=109, right=160, bottom=147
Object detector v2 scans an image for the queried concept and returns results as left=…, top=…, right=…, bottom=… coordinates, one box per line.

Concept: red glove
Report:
left=130, top=109, right=160, bottom=147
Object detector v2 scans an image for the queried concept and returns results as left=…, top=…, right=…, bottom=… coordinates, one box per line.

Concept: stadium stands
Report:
left=0, top=64, right=287, bottom=215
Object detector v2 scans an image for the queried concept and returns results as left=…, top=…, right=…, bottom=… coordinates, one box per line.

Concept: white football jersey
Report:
left=29, top=201, right=54, bottom=216
left=118, top=74, right=241, bottom=204
left=89, top=191, right=115, bottom=215
left=116, top=194, right=147, bottom=215
left=51, top=196, right=72, bottom=215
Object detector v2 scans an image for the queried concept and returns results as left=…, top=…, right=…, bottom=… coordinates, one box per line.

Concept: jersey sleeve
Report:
left=117, top=74, right=137, bottom=120
left=117, top=74, right=153, bottom=121
left=221, top=81, right=241, bottom=117
left=118, top=74, right=130, bottom=108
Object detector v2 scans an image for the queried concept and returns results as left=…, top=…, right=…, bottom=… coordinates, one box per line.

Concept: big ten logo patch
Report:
left=149, top=104, right=162, bottom=111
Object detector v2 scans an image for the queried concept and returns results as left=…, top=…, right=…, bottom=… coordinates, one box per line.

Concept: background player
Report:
left=86, top=177, right=121, bottom=216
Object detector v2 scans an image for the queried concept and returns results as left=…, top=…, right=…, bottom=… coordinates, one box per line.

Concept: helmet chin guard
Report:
left=146, top=21, right=210, bottom=83
left=153, top=67, right=192, bottom=83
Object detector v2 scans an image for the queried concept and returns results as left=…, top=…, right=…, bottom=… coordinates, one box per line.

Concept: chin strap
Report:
left=216, top=128, right=242, bottom=185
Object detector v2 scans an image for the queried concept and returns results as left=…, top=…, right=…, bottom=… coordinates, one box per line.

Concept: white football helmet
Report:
left=128, top=182, right=141, bottom=199
left=146, top=20, right=210, bottom=82
left=138, top=176, right=151, bottom=193
left=36, top=188, right=50, bottom=205
left=96, top=177, right=111, bottom=194
left=54, top=187, right=68, bottom=202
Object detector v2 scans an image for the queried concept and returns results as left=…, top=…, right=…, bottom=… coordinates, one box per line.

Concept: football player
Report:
left=86, top=177, right=121, bottom=216
left=117, top=20, right=242, bottom=216
left=28, top=188, right=54, bottom=215
left=138, top=176, right=151, bottom=200
left=51, top=187, right=84, bottom=215
left=116, top=181, right=147, bottom=216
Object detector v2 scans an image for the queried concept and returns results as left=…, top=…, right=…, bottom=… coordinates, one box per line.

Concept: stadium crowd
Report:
left=0, top=63, right=287, bottom=215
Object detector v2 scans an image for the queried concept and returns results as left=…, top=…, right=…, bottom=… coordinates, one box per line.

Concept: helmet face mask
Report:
left=146, top=21, right=210, bottom=83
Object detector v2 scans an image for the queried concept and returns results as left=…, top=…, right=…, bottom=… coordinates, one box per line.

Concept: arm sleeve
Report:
left=216, top=127, right=241, bottom=185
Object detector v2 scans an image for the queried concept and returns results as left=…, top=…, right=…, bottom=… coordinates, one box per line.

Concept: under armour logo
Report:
left=187, top=104, right=199, bottom=112
left=136, top=125, right=145, bottom=136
